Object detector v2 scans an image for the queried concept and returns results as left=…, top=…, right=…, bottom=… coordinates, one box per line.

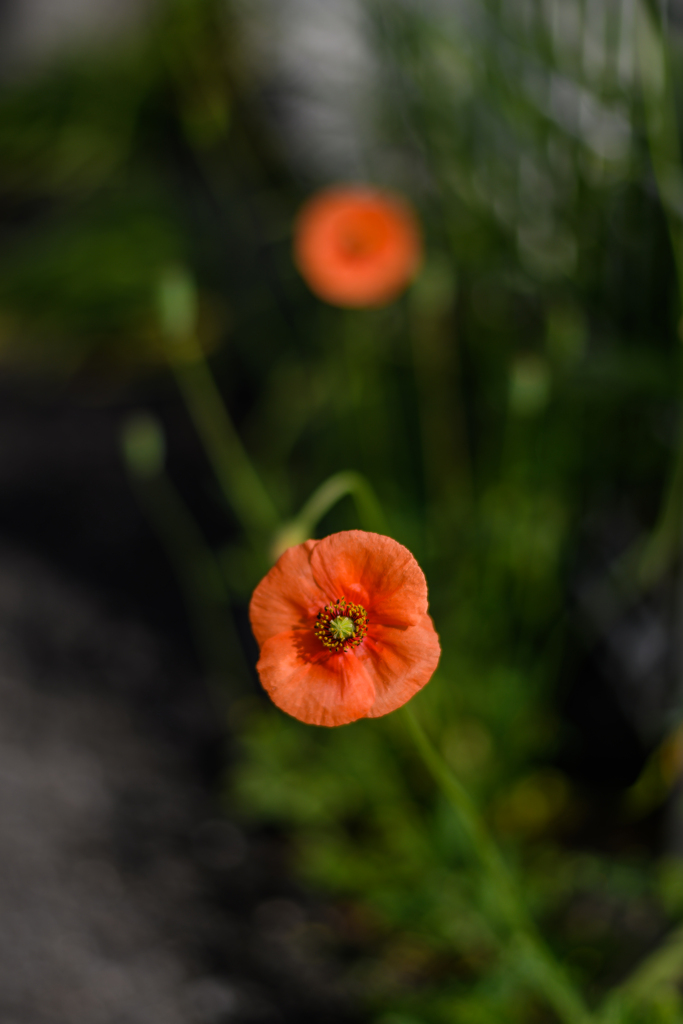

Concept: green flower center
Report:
left=314, top=599, right=368, bottom=652
left=329, top=616, right=356, bottom=641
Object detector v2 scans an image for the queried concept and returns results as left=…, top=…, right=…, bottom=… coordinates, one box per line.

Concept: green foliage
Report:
left=3, top=0, right=683, bottom=1019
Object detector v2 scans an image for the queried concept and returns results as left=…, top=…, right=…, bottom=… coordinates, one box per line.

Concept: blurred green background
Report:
left=3, top=0, right=683, bottom=1020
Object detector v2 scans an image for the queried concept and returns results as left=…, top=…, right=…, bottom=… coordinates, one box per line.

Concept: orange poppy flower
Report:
left=249, top=530, right=440, bottom=727
left=293, top=186, right=423, bottom=308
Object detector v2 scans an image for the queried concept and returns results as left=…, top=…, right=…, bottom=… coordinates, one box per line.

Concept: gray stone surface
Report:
left=0, top=548, right=355, bottom=1024
left=0, top=0, right=154, bottom=73
left=0, top=550, right=228, bottom=1023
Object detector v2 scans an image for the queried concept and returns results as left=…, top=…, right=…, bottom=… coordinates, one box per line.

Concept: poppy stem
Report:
left=620, top=2, right=683, bottom=595
left=171, top=352, right=280, bottom=539
left=401, top=703, right=595, bottom=1024
left=157, top=268, right=281, bottom=542
left=296, top=471, right=386, bottom=535
left=597, top=918, right=683, bottom=1020
left=270, top=470, right=387, bottom=561
left=121, top=411, right=250, bottom=696
left=409, top=260, right=472, bottom=556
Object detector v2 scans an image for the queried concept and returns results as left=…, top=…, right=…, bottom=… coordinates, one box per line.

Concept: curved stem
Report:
left=598, top=920, right=683, bottom=1021
left=636, top=0, right=683, bottom=294
left=157, top=268, right=280, bottom=543
left=409, top=261, right=471, bottom=554
left=270, top=470, right=387, bottom=561
left=121, top=413, right=249, bottom=695
left=402, top=703, right=594, bottom=1024
left=631, top=0, right=683, bottom=590
left=170, top=347, right=280, bottom=541
left=297, top=470, right=385, bottom=533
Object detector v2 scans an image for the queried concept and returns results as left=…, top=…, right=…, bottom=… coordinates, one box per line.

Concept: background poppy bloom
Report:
left=293, top=186, right=423, bottom=308
left=249, top=530, right=440, bottom=727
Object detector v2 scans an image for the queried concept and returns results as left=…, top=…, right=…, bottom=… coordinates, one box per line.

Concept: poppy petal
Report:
left=249, top=540, right=326, bottom=647
left=257, top=630, right=376, bottom=727
left=310, top=530, right=428, bottom=627
left=294, top=187, right=422, bottom=309
left=359, top=614, right=441, bottom=718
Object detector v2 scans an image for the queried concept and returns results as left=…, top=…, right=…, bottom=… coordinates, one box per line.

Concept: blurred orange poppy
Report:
left=249, top=530, right=440, bottom=727
left=293, top=186, right=423, bottom=308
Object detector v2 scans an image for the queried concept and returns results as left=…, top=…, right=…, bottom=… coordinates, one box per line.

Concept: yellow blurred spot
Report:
left=494, top=770, right=571, bottom=836
left=660, top=725, right=683, bottom=785
left=442, top=719, right=493, bottom=777
left=624, top=723, right=683, bottom=818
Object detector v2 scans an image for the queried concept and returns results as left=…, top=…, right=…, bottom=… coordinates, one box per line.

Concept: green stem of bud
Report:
left=156, top=268, right=280, bottom=542
left=270, top=470, right=386, bottom=561
left=402, top=704, right=595, bottom=1024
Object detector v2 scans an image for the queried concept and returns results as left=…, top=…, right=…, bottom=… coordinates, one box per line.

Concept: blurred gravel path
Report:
left=0, top=547, right=358, bottom=1024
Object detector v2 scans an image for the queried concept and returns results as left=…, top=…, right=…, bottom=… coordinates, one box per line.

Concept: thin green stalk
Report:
left=170, top=350, right=280, bottom=540
left=636, top=0, right=683, bottom=294
left=157, top=267, right=280, bottom=543
left=598, top=921, right=683, bottom=1021
left=295, top=470, right=386, bottom=535
left=121, top=413, right=249, bottom=694
left=270, top=470, right=387, bottom=560
left=410, top=260, right=471, bottom=554
left=135, top=471, right=249, bottom=687
left=339, top=310, right=396, bottom=477
left=402, top=703, right=594, bottom=1024
left=605, top=7, right=683, bottom=998
left=632, top=422, right=683, bottom=590
left=630, top=0, right=683, bottom=590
